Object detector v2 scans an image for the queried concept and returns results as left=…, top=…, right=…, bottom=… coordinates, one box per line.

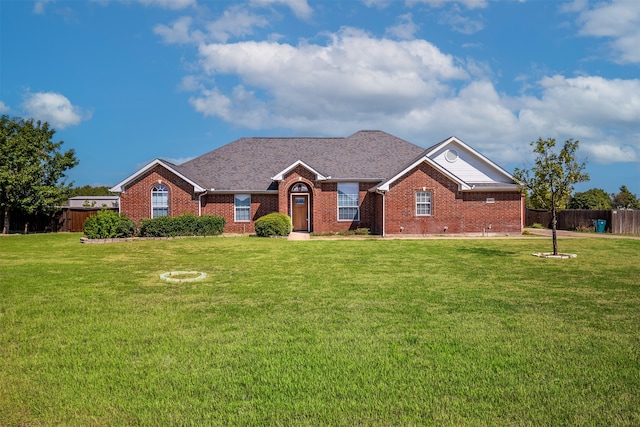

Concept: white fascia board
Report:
left=271, top=160, right=328, bottom=181
left=427, top=136, right=515, bottom=181
left=205, top=190, right=279, bottom=194
left=377, top=156, right=471, bottom=192
left=465, top=184, right=520, bottom=192
left=109, top=159, right=206, bottom=193
left=329, top=177, right=384, bottom=182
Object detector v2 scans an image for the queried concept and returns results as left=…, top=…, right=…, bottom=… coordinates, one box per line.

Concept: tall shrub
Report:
left=197, top=215, right=226, bottom=236
left=254, top=212, right=292, bottom=237
left=83, top=210, right=136, bottom=239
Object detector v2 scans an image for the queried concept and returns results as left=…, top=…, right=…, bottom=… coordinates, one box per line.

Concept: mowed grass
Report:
left=1, top=234, right=639, bottom=426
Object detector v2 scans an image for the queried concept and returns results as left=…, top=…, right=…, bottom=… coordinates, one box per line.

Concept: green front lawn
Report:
left=1, top=234, right=639, bottom=426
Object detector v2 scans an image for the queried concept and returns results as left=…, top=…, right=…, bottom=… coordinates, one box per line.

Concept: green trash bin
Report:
left=595, top=219, right=606, bottom=233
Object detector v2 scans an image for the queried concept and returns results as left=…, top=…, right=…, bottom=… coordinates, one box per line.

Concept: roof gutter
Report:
left=461, top=185, right=520, bottom=192
left=202, top=189, right=279, bottom=195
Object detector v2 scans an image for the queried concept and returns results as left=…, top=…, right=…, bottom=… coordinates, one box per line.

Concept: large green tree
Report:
left=68, top=185, right=115, bottom=198
left=612, top=185, right=640, bottom=209
left=0, top=115, right=78, bottom=233
left=569, top=188, right=612, bottom=210
left=513, top=137, right=589, bottom=255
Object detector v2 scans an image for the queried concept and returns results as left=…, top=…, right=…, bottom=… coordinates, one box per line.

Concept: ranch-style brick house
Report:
left=110, top=130, right=524, bottom=236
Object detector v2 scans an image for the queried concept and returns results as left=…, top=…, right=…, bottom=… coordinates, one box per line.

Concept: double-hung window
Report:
left=337, top=182, right=359, bottom=221
left=416, top=191, right=432, bottom=216
left=234, top=194, right=251, bottom=222
left=151, top=184, right=169, bottom=218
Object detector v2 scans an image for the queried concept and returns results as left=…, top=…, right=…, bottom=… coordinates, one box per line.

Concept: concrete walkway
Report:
left=287, top=231, right=310, bottom=241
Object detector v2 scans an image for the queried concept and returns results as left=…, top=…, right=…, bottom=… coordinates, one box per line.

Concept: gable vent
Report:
left=445, top=149, right=458, bottom=162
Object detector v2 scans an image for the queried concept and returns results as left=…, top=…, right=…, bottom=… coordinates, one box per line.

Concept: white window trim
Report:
left=234, top=194, right=251, bottom=222
left=151, top=184, right=169, bottom=218
left=337, top=182, right=360, bottom=222
left=416, top=191, right=432, bottom=216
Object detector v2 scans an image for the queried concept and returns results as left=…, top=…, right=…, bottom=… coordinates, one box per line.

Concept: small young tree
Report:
left=0, top=115, right=78, bottom=233
left=514, top=138, right=589, bottom=255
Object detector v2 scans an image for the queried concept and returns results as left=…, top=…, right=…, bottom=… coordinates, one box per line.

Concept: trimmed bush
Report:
left=139, top=214, right=225, bottom=237
left=83, top=210, right=137, bottom=239
left=354, top=227, right=370, bottom=235
left=197, top=215, right=226, bottom=236
left=254, top=212, right=292, bottom=237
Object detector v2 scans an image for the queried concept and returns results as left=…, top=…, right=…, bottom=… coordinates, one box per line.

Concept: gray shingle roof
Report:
left=173, top=130, right=427, bottom=192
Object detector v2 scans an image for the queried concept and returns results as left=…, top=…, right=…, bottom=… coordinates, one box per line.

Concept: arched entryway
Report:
left=290, top=182, right=311, bottom=232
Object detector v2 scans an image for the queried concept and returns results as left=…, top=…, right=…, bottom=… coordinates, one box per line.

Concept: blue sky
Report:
left=1, top=0, right=639, bottom=197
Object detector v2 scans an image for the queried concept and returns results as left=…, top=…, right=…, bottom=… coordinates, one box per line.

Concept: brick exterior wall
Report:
left=278, top=166, right=377, bottom=234
left=383, top=162, right=522, bottom=235
left=119, top=165, right=199, bottom=223
left=118, top=162, right=522, bottom=235
left=201, top=193, right=278, bottom=234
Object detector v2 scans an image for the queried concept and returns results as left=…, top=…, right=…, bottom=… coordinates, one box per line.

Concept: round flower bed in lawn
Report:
left=159, top=271, right=207, bottom=283
left=532, top=252, right=577, bottom=259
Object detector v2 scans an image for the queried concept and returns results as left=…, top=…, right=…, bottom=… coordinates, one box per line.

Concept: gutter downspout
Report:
left=118, top=186, right=124, bottom=215
left=521, top=192, right=525, bottom=232
left=375, top=189, right=386, bottom=237
left=382, top=191, right=386, bottom=237
left=198, top=189, right=214, bottom=217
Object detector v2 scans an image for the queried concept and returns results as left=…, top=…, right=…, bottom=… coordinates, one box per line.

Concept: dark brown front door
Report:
left=292, top=195, right=309, bottom=231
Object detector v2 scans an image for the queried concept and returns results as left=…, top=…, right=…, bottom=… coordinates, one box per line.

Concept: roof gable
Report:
left=109, top=159, right=206, bottom=193
left=271, top=160, right=329, bottom=181
left=426, top=136, right=515, bottom=184
left=375, top=136, right=517, bottom=192
left=377, top=156, right=471, bottom=192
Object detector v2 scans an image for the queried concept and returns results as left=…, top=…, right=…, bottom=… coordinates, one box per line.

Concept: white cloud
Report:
left=180, top=24, right=638, bottom=167
left=133, top=0, right=196, bottom=10
left=0, top=101, right=9, bottom=113
left=363, top=0, right=390, bottom=9
left=385, top=13, right=419, bottom=40
left=533, top=75, right=640, bottom=127
left=405, top=1, right=485, bottom=34
left=154, top=16, right=198, bottom=44
left=33, top=0, right=54, bottom=14
left=250, top=0, right=313, bottom=20
left=571, top=0, right=640, bottom=63
left=190, top=28, right=468, bottom=129
left=582, top=141, right=638, bottom=163
left=515, top=75, right=640, bottom=143
left=154, top=6, right=271, bottom=44
left=406, top=0, right=488, bottom=10
left=513, top=75, right=640, bottom=163
left=165, top=156, right=196, bottom=165
left=205, top=6, right=270, bottom=43
left=438, top=6, right=484, bottom=34
left=22, top=92, right=91, bottom=129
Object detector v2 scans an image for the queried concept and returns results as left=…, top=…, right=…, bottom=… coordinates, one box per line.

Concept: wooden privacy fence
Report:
left=60, top=208, right=118, bottom=232
left=525, top=209, right=640, bottom=234
left=1, top=207, right=117, bottom=233
left=611, top=209, right=640, bottom=234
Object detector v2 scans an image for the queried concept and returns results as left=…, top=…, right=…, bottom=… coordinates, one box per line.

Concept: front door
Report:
left=292, top=195, right=309, bottom=231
